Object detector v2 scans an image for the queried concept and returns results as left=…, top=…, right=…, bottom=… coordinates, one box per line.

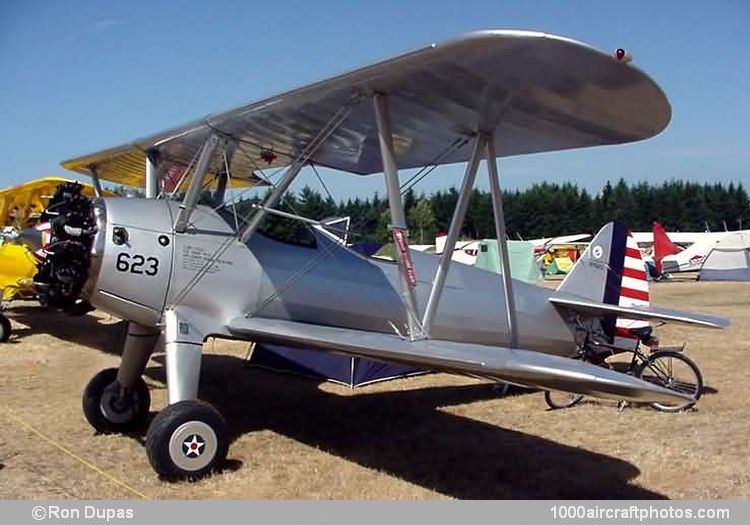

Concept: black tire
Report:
left=67, top=299, right=95, bottom=317
left=146, top=400, right=228, bottom=480
left=637, top=350, right=703, bottom=412
left=544, top=390, right=584, bottom=410
left=0, top=313, right=10, bottom=343
left=82, top=368, right=151, bottom=433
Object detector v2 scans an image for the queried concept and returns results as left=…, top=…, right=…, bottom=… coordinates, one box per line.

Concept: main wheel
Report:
left=0, top=313, right=10, bottom=343
left=637, top=350, right=703, bottom=412
left=544, top=390, right=584, bottom=410
left=146, top=400, right=228, bottom=479
left=82, top=368, right=151, bottom=433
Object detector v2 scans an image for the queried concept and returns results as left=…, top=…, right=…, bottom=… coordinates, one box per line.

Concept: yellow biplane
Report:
left=0, top=177, right=107, bottom=341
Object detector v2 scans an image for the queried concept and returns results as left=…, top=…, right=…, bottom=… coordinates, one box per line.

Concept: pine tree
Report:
left=408, top=199, right=436, bottom=244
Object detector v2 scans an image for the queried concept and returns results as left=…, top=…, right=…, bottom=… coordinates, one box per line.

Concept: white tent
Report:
left=699, top=232, right=750, bottom=281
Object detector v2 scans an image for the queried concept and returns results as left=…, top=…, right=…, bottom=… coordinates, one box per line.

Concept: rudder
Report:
left=555, top=221, right=650, bottom=346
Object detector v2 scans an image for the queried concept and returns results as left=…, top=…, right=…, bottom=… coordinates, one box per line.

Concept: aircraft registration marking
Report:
left=115, top=252, right=159, bottom=276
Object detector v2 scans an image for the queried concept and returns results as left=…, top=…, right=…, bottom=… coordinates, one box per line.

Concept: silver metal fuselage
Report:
left=85, top=197, right=575, bottom=356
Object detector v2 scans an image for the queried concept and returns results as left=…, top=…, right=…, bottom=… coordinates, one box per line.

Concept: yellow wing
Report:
left=0, top=176, right=108, bottom=227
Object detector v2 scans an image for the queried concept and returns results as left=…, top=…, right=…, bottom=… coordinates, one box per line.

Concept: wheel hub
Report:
left=168, top=421, right=218, bottom=472
left=100, top=384, right=137, bottom=424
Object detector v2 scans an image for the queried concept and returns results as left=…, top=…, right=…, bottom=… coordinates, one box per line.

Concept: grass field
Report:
left=0, top=280, right=748, bottom=499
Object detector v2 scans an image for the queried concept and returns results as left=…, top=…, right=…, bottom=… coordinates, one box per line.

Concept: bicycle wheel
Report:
left=637, top=350, right=703, bottom=412
left=544, top=390, right=584, bottom=410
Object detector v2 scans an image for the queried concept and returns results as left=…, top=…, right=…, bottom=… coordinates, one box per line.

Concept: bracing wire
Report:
left=310, top=162, right=335, bottom=204
left=168, top=102, right=355, bottom=308
left=399, top=137, right=468, bottom=195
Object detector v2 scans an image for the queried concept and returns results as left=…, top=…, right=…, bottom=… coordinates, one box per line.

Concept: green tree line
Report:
left=235, top=179, right=750, bottom=244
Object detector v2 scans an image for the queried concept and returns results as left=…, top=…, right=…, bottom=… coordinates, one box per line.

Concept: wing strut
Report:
left=145, top=151, right=161, bottom=199
left=89, top=166, right=104, bottom=198
left=485, top=134, right=519, bottom=348
left=373, top=93, right=426, bottom=341
left=240, top=158, right=304, bottom=242
left=174, top=133, right=225, bottom=232
left=240, top=103, right=355, bottom=243
left=422, top=136, right=483, bottom=332
left=420, top=132, right=519, bottom=348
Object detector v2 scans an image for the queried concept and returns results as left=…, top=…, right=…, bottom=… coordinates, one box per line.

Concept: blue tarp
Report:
left=349, top=242, right=382, bottom=257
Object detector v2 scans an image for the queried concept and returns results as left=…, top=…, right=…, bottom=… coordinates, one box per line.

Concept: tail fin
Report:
left=653, top=221, right=681, bottom=274
left=555, top=221, right=650, bottom=346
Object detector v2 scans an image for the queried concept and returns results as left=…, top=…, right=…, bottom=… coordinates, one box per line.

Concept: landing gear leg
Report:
left=82, top=322, right=159, bottom=433
left=145, top=310, right=228, bottom=479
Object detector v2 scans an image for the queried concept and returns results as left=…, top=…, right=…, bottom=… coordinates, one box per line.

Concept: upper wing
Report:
left=1, top=177, right=110, bottom=225
left=228, top=317, right=688, bottom=405
left=544, top=234, right=592, bottom=246
left=549, top=294, right=730, bottom=329
left=62, top=30, right=670, bottom=183
left=0, top=176, right=104, bottom=200
left=59, top=143, right=265, bottom=190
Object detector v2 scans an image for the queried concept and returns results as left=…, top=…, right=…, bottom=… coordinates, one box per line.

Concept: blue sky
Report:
left=1, top=0, right=748, bottom=201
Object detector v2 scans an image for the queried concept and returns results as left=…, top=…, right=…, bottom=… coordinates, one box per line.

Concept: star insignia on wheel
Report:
left=182, top=434, right=205, bottom=457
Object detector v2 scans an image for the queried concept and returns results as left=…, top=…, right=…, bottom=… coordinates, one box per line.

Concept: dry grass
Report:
left=0, top=280, right=748, bottom=499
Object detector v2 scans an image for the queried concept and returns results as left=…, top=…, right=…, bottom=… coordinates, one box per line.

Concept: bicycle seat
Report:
left=629, top=326, right=653, bottom=341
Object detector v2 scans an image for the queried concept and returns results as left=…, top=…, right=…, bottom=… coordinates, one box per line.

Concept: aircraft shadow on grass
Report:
left=11, top=307, right=668, bottom=498
left=7, top=306, right=127, bottom=352
left=138, top=354, right=666, bottom=499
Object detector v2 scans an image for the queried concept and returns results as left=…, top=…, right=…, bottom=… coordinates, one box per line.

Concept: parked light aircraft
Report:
left=649, top=223, right=750, bottom=274
left=0, top=178, right=106, bottom=341
left=52, top=30, right=729, bottom=478
left=431, top=233, right=590, bottom=267
left=529, top=233, right=591, bottom=257
left=632, top=230, right=735, bottom=247
left=434, top=234, right=481, bottom=265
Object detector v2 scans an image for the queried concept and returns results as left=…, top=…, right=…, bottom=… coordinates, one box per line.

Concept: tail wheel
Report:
left=544, top=390, right=584, bottom=410
left=0, top=313, right=10, bottom=343
left=82, top=368, right=151, bottom=433
left=146, top=400, right=228, bottom=479
left=637, top=350, right=703, bottom=412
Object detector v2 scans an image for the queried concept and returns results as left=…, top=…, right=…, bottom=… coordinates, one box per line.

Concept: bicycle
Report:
left=544, top=322, right=703, bottom=413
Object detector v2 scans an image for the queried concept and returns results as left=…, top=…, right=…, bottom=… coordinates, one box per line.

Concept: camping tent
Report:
left=698, top=232, right=750, bottom=281
left=248, top=344, right=425, bottom=388
left=474, top=240, right=541, bottom=284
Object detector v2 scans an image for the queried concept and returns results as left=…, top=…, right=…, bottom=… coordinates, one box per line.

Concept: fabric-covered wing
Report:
left=227, top=317, right=689, bottom=405
left=60, top=143, right=265, bottom=190
left=0, top=177, right=104, bottom=199
left=62, top=29, right=670, bottom=183
left=549, top=295, right=730, bottom=329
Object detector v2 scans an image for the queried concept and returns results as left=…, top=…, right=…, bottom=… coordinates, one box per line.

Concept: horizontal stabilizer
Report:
left=549, top=294, right=730, bottom=329
left=228, top=317, right=690, bottom=405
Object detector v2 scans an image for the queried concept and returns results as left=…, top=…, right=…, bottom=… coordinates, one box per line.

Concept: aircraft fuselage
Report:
left=85, top=198, right=576, bottom=356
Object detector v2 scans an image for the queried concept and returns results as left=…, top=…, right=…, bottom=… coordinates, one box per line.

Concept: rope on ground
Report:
left=2, top=405, right=152, bottom=500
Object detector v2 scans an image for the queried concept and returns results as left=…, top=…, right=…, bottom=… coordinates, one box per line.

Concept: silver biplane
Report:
left=52, top=30, right=727, bottom=478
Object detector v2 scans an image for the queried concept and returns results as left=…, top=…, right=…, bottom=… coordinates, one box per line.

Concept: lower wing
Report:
left=227, top=317, right=689, bottom=405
